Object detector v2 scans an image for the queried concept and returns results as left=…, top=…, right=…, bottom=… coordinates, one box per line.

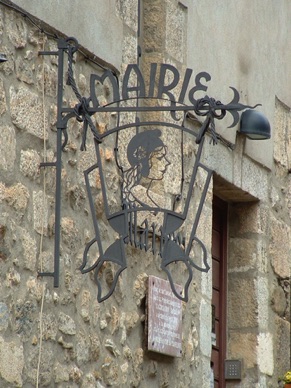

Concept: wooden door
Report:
left=211, top=196, right=227, bottom=388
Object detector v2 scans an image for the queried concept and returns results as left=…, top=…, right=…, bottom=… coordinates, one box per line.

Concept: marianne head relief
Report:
left=123, top=129, right=170, bottom=208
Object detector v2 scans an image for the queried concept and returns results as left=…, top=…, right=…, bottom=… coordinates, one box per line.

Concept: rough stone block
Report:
left=6, top=268, right=21, bottom=287
left=0, top=46, right=14, bottom=76
left=229, top=202, right=267, bottom=235
left=0, top=78, right=7, bottom=115
left=133, top=272, right=148, bottom=306
left=228, top=276, right=258, bottom=328
left=199, top=298, right=211, bottom=357
left=10, top=86, right=48, bottom=139
left=273, top=98, right=291, bottom=168
left=255, top=276, right=269, bottom=330
left=54, top=361, right=69, bottom=383
left=257, top=332, right=274, bottom=376
left=101, top=357, right=119, bottom=386
left=116, top=0, right=138, bottom=31
left=36, top=63, right=57, bottom=97
left=76, top=333, right=90, bottom=364
left=271, top=284, right=287, bottom=317
left=5, top=183, right=29, bottom=213
left=26, top=278, right=44, bottom=301
left=275, top=316, right=291, bottom=377
left=90, top=335, right=101, bottom=361
left=0, top=303, right=9, bottom=332
left=165, top=0, right=186, bottom=63
left=228, top=237, right=257, bottom=270
left=228, top=331, right=257, bottom=369
left=80, top=289, right=91, bottom=322
left=0, top=126, right=16, bottom=172
left=7, top=11, right=27, bottom=48
left=241, top=158, right=268, bottom=201
left=121, top=33, right=138, bottom=65
left=58, top=311, right=76, bottom=335
left=33, top=190, right=48, bottom=235
left=20, top=228, right=37, bottom=271
left=14, top=300, right=36, bottom=339
left=61, top=217, right=79, bottom=250
left=0, top=336, right=24, bottom=386
left=20, top=149, right=41, bottom=179
left=143, top=1, right=165, bottom=53
left=15, top=55, right=34, bottom=85
left=269, top=216, right=291, bottom=278
left=78, top=143, right=97, bottom=186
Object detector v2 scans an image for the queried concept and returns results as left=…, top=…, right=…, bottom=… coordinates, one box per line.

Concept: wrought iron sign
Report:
left=39, top=37, right=260, bottom=302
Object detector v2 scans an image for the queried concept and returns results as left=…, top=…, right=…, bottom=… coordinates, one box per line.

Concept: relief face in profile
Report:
left=123, top=129, right=170, bottom=208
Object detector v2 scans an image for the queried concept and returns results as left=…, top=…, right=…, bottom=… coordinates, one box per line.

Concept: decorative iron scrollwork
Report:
left=39, top=38, right=261, bottom=302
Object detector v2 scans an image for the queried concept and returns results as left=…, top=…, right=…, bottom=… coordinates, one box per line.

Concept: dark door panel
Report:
left=211, top=196, right=227, bottom=388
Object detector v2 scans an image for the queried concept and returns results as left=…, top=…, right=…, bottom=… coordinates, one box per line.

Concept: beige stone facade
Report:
left=0, top=1, right=290, bottom=387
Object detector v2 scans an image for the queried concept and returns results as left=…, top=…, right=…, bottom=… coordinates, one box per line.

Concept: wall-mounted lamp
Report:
left=239, top=109, right=271, bottom=140
left=0, top=53, right=7, bottom=63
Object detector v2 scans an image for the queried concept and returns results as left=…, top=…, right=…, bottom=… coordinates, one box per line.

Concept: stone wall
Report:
left=0, top=1, right=290, bottom=388
left=0, top=2, right=213, bottom=387
left=224, top=98, right=291, bottom=387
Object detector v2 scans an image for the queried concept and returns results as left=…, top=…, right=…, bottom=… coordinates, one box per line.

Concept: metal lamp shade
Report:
left=239, top=109, right=271, bottom=140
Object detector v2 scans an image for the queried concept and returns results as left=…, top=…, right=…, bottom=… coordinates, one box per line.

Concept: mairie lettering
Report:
left=90, top=63, right=211, bottom=108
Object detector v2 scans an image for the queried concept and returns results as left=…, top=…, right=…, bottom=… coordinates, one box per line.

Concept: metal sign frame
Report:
left=38, top=37, right=259, bottom=302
